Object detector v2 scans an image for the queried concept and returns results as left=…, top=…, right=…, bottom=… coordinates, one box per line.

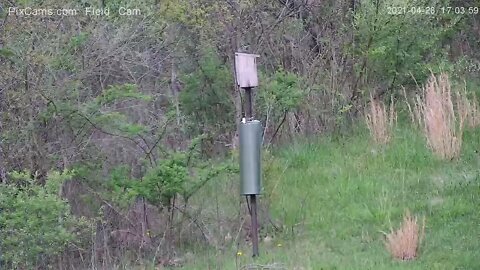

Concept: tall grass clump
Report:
left=462, top=92, right=480, bottom=128
left=366, top=95, right=396, bottom=144
left=413, top=73, right=467, bottom=159
left=385, top=210, right=425, bottom=261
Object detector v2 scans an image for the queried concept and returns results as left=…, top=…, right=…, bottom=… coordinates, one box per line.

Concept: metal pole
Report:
left=245, top=87, right=253, bottom=120
left=244, top=86, right=259, bottom=257
left=250, top=194, right=259, bottom=257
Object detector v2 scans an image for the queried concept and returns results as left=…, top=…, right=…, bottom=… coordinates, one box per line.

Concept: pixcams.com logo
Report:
left=9, top=7, right=53, bottom=16
left=7, top=6, right=78, bottom=16
left=3, top=5, right=141, bottom=17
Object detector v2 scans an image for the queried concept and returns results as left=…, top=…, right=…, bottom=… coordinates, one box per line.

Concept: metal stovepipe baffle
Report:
left=235, top=52, right=261, bottom=257
left=239, top=118, right=262, bottom=195
left=239, top=116, right=261, bottom=257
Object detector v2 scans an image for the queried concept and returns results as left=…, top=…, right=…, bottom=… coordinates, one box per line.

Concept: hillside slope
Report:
left=181, top=127, right=480, bottom=269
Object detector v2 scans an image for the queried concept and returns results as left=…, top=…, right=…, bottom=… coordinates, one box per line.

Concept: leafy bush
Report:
left=135, top=153, right=189, bottom=208
left=258, top=70, right=304, bottom=114
left=109, top=136, right=238, bottom=210
left=180, top=50, right=234, bottom=136
left=353, top=0, right=460, bottom=96
left=0, top=170, right=82, bottom=268
left=257, top=70, right=305, bottom=141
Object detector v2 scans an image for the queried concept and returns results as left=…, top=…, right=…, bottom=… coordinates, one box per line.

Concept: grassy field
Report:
left=174, top=125, right=480, bottom=270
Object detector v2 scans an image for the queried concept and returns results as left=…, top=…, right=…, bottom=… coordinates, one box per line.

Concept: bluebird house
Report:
left=235, top=53, right=260, bottom=88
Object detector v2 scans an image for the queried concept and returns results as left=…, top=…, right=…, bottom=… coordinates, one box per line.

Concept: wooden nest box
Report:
left=235, top=53, right=260, bottom=88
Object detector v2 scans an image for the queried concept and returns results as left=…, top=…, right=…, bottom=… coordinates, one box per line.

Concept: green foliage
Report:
left=140, top=153, right=188, bottom=207
left=68, top=32, right=89, bottom=52
left=0, top=170, right=83, bottom=268
left=0, top=48, right=15, bottom=60
left=258, top=70, right=305, bottom=112
left=352, top=0, right=461, bottom=94
left=50, top=54, right=76, bottom=71
left=96, top=84, right=152, bottom=105
left=40, top=83, right=151, bottom=137
left=180, top=50, right=234, bottom=135
left=94, top=112, right=149, bottom=136
left=160, top=0, right=211, bottom=28
left=109, top=136, right=238, bottom=209
left=256, top=70, right=305, bottom=136
left=80, top=84, right=152, bottom=135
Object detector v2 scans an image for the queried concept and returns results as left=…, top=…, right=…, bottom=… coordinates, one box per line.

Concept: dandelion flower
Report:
left=236, top=251, right=243, bottom=256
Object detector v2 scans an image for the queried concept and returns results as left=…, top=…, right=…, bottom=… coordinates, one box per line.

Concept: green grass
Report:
left=176, top=126, right=480, bottom=270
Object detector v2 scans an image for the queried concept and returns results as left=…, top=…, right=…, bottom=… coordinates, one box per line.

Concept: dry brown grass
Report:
left=413, top=73, right=467, bottom=159
left=461, top=92, right=480, bottom=129
left=365, top=95, right=397, bottom=144
left=385, top=210, right=425, bottom=261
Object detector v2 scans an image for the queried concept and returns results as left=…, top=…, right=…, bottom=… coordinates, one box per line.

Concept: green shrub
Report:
left=0, top=170, right=81, bottom=268
left=180, top=49, right=234, bottom=136
left=109, top=136, right=238, bottom=210
left=258, top=70, right=305, bottom=114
